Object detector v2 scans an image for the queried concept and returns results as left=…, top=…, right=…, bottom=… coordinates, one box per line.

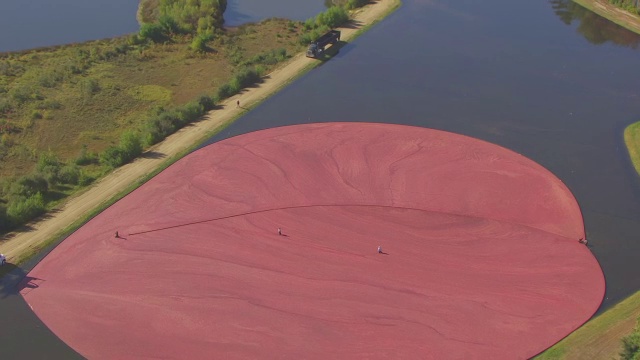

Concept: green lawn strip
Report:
left=573, top=0, right=640, bottom=35
left=536, top=291, right=640, bottom=359
left=624, top=121, right=640, bottom=176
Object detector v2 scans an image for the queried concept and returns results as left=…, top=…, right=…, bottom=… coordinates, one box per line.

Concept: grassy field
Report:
left=0, top=20, right=304, bottom=179
left=0, top=17, right=307, bottom=232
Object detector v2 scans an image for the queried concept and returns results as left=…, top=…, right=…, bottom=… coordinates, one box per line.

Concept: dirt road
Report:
left=0, top=0, right=400, bottom=263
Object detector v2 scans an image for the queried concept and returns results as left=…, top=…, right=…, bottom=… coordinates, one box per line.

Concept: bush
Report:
left=59, top=164, right=81, bottom=185
left=8, top=174, right=48, bottom=199
left=316, top=6, right=349, bottom=28
left=241, top=48, right=288, bottom=67
left=80, top=78, right=100, bottom=97
left=7, top=192, right=46, bottom=225
left=621, top=319, right=640, bottom=359
left=156, top=0, right=227, bottom=35
left=176, top=101, right=205, bottom=124
left=74, top=145, right=98, bottom=165
left=78, top=172, right=95, bottom=186
left=0, top=206, right=10, bottom=233
left=139, top=23, right=168, bottom=43
left=36, top=99, right=62, bottom=110
left=119, top=130, right=143, bottom=164
left=143, top=114, right=175, bottom=146
left=197, top=95, right=216, bottom=111
left=346, top=0, right=369, bottom=10
left=100, top=146, right=125, bottom=168
left=217, top=83, right=236, bottom=99
left=190, top=34, right=213, bottom=53
left=36, top=151, right=62, bottom=184
left=158, top=14, right=183, bottom=35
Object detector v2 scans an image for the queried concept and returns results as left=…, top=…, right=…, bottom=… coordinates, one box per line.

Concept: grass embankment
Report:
left=625, top=121, right=640, bottom=175
left=536, top=291, right=640, bottom=359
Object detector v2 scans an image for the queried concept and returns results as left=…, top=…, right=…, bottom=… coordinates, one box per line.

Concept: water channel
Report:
left=1, top=0, right=640, bottom=357
left=0, top=0, right=327, bottom=53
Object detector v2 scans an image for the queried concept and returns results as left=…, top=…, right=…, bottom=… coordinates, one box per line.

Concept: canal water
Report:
left=0, top=0, right=327, bottom=53
left=225, top=0, right=328, bottom=26
left=0, top=0, right=140, bottom=53
left=2, top=0, right=640, bottom=357
left=206, top=0, right=640, bottom=310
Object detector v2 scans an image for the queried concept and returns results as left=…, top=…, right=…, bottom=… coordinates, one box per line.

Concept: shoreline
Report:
left=0, top=0, right=401, bottom=264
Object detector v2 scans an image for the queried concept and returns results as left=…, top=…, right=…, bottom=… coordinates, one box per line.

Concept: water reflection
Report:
left=550, top=0, right=640, bottom=47
left=225, top=0, right=327, bottom=26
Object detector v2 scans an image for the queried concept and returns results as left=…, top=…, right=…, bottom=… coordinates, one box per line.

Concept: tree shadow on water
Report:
left=550, top=0, right=640, bottom=48
left=0, top=264, right=29, bottom=299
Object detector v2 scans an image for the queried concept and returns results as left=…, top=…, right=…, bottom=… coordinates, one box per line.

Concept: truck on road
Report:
left=306, top=30, right=341, bottom=58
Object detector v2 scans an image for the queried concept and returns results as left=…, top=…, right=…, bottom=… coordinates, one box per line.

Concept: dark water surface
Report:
left=2, top=0, right=640, bottom=357
left=0, top=0, right=140, bottom=53
left=0, top=0, right=327, bottom=52
left=207, top=0, right=640, bottom=310
left=225, top=0, right=327, bottom=26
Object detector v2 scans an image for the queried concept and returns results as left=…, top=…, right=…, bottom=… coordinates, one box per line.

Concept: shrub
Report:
left=346, top=0, right=369, bottom=9
left=316, top=6, right=349, bottom=28
left=100, top=146, right=125, bottom=168
left=58, top=164, right=81, bottom=185
left=36, top=152, right=62, bottom=184
left=36, top=99, right=62, bottom=110
left=0, top=97, right=11, bottom=116
left=158, top=14, right=183, bottom=35
left=241, top=48, right=288, bottom=67
left=197, top=95, right=216, bottom=111
left=620, top=318, right=640, bottom=359
left=176, top=101, right=204, bottom=124
left=7, top=192, right=46, bottom=225
left=191, top=35, right=209, bottom=53
left=74, top=145, right=98, bottom=165
left=119, top=130, right=143, bottom=163
left=143, top=115, right=175, bottom=146
left=80, top=78, right=100, bottom=96
left=10, top=85, right=39, bottom=104
left=8, top=174, right=48, bottom=199
left=217, top=83, right=236, bottom=99
left=78, top=172, right=95, bottom=186
left=156, top=0, right=227, bottom=35
left=139, top=23, right=168, bottom=43
left=37, top=70, right=64, bottom=88
left=0, top=206, right=10, bottom=233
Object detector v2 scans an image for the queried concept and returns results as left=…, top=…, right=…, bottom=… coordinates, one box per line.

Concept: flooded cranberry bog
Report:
left=2, top=0, right=640, bottom=357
